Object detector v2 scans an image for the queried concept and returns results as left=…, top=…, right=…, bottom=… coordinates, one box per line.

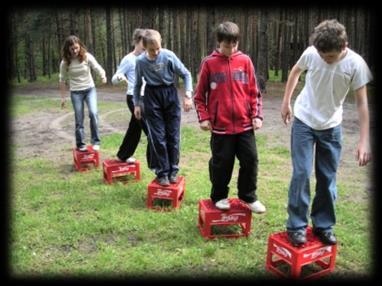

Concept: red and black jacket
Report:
left=194, top=50, right=263, bottom=135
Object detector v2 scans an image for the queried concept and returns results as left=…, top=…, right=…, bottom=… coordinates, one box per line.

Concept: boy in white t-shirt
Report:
left=280, top=19, right=373, bottom=246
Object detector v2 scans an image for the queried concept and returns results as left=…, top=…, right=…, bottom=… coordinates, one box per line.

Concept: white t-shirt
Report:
left=111, top=52, right=146, bottom=96
left=294, top=46, right=373, bottom=130
left=59, top=52, right=105, bottom=91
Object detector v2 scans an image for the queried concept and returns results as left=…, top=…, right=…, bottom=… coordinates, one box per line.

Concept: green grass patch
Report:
left=9, top=96, right=373, bottom=278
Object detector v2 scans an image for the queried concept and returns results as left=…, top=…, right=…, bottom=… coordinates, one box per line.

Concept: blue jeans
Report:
left=287, top=117, right=342, bottom=232
left=70, top=87, right=100, bottom=148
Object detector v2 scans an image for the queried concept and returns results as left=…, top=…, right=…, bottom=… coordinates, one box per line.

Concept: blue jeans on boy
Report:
left=70, top=87, right=100, bottom=148
left=287, top=117, right=342, bottom=233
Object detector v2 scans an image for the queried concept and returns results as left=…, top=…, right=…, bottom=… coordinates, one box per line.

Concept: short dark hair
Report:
left=310, top=19, right=348, bottom=52
left=216, top=21, right=240, bottom=43
left=132, top=28, right=145, bottom=46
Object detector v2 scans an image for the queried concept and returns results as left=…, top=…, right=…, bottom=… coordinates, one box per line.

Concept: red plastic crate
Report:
left=266, top=227, right=337, bottom=279
left=72, top=146, right=99, bottom=172
left=197, top=198, right=252, bottom=239
left=103, top=159, right=141, bottom=184
left=147, top=176, right=185, bottom=210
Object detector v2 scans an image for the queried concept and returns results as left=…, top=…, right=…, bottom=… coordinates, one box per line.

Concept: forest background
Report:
left=7, top=5, right=377, bottom=86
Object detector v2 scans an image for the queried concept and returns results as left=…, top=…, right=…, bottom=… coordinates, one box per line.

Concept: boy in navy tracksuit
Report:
left=194, top=21, right=266, bottom=213
left=134, top=29, right=193, bottom=186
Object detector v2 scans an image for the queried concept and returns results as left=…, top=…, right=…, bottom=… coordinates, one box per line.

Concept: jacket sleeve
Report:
left=255, top=89, right=263, bottom=120
left=194, top=59, right=211, bottom=122
left=248, top=59, right=263, bottom=120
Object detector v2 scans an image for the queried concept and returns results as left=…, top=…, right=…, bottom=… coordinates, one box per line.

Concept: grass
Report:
left=9, top=95, right=373, bottom=279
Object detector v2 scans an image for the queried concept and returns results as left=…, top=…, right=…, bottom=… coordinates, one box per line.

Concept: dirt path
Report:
left=11, top=84, right=375, bottom=192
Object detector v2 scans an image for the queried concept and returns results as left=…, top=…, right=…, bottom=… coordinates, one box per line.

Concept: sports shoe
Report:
left=215, top=198, right=230, bottom=210
left=78, top=145, right=87, bottom=152
left=287, top=231, right=307, bottom=246
left=313, top=228, right=337, bottom=245
left=169, top=174, right=178, bottom=184
left=92, top=144, right=100, bottom=151
left=126, top=157, right=136, bottom=164
left=245, top=200, right=266, bottom=214
left=156, top=176, right=170, bottom=186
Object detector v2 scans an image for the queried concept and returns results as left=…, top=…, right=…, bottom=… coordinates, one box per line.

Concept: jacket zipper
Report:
left=228, top=57, right=235, bottom=133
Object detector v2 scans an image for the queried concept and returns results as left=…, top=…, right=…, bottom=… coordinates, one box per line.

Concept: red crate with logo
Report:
left=102, top=159, right=141, bottom=184
left=266, top=227, right=337, bottom=279
left=197, top=198, right=252, bottom=239
left=73, top=146, right=100, bottom=172
left=146, top=176, right=185, bottom=210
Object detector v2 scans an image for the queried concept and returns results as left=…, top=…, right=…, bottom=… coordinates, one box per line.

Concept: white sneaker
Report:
left=215, top=198, right=231, bottom=210
left=246, top=200, right=266, bottom=214
left=92, top=144, right=100, bottom=151
left=126, top=157, right=136, bottom=164
left=78, top=145, right=87, bottom=152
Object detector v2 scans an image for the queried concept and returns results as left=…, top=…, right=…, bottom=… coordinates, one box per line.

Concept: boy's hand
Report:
left=200, top=120, right=211, bottom=131
left=356, top=142, right=371, bottom=166
left=117, top=74, right=128, bottom=83
left=134, top=106, right=142, bottom=120
left=252, top=118, right=263, bottom=130
left=281, top=101, right=292, bottom=125
left=183, top=97, right=193, bottom=112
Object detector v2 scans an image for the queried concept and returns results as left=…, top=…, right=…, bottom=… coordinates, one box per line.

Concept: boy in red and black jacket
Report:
left=194, top=21, right=266, bottom=213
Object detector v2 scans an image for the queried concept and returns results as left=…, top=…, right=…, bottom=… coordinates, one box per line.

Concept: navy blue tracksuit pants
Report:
left=116, top=94, right=157, bottom=170
left=143, top=84, right=181, bottom=179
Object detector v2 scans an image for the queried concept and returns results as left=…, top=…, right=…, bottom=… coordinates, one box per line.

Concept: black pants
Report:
left=209, top=130, right=258, bottom=203
left=143, top=84, right=181, bottom=178
left=117, top=95, right=157, bottom=170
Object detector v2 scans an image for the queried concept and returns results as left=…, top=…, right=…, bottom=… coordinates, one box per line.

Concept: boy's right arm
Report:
left=355, top=85, right=371, bottom=166
left=112, top=56, right=129, bottom=85
left=133, top=61, right=143, bottom=120
left=194, top=61, right=211, bottom=131
left=281, top=64, right=303, bottom=125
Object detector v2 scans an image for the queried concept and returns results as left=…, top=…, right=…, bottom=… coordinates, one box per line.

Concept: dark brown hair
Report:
left=62, top=35, right=87, bottom=65
left=216, top=21, right=240, bottom=43
left=310, top=19, right=348, bottom=52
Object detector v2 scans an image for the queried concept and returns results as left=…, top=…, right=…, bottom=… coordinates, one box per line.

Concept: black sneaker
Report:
left=169, top=174, right=178, bottom=184
left=313, top=228, right=337, bottom=245
left=156, top=176, right=170, bottom=186
left=287, top=231, right=307, bottom=246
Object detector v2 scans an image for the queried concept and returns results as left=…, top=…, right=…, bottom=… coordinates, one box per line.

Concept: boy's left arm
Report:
left=171, top=53, right=193, bottom=112
left=355, top=85, right=372, bottom=166
left=248, top=60, right=263, bottom=130
left=252, top=90, right=263, bottom=130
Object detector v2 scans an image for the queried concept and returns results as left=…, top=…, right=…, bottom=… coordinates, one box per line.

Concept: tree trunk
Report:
left=25, top=33, right=36, bottom=82
left=257, top=9, right=269, bottom=82
left=281, top=10, right=289, bottom=82
left=84, top=8, right=93, bottom=53
left=47, top=35, right=51, bottom=79
left=91, top=8, right=97, bottom=56
left=207, top=7, right=216, bottom=54
left=42, top=35, right=47, bottom=76
left=106, top=8, right=113, bottom=85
